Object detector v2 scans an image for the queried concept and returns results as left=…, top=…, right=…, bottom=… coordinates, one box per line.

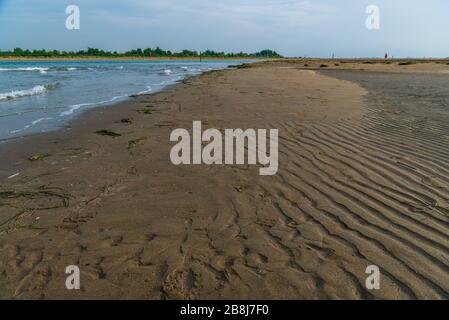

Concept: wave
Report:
left=31, top=117, right=53, bottom=125
left=136, top=86, right=152, bottom=95
left=59, top=95, right=127, bottom=117
left=9, top=117, right=54, bottom=135
left=0, top=67, right=49, bottom=74
left=160, top=69, right=172, bottom=76
left=0, top=85, right=48, bottom=101
left=59, top=84, right=157, bottom=117
left=0, top=66, right=95, bottom=73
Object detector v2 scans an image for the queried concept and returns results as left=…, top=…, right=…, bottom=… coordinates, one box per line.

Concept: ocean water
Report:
left=0, top=60, right=250, bottom=141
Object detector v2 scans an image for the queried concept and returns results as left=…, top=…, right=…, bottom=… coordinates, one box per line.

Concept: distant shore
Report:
left=1, top=56, right=448, bottom=65
left=0, top=56, right=270, bottom=62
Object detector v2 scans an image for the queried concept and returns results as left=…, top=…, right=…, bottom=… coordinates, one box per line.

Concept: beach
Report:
left=0, top=60, right=449, bottom=299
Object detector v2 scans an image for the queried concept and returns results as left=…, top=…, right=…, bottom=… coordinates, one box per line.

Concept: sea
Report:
left=0, top=59, right=250, bottom=141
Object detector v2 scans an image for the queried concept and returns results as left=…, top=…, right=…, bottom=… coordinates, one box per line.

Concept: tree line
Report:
left=0, top=47, right=282, bottom=58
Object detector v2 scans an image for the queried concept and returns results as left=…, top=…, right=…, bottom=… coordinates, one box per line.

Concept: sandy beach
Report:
left=0, top=60, right=448, bottom=299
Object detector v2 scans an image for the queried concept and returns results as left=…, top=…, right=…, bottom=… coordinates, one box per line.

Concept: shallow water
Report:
left=0, top=59, right=250, bottom=141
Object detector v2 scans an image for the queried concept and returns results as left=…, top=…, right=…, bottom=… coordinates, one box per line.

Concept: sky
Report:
left=1, top=0, right=449, bottom=58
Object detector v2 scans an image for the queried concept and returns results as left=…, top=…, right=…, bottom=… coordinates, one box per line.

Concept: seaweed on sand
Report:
left=0, top=186, right=71, bottom=209
left=95, top=129, right=122, bottom=137
left=137, top=107, right=153, bottom=115
left=29, top=154, right=51, bottom=162
left=0, top=186, right=71, bottom=229
left=128, top=137, right=147, bottom=154
left=236, top=63, right=252, bottom=69
left=121, top=118, right=133, bottom=124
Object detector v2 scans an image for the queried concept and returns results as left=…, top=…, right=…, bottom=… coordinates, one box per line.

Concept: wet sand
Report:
left=0, top=61, right=448, bottom=299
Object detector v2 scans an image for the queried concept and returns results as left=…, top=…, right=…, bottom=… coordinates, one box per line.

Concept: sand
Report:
left=0, top=61, right=448, bottom=299
left=268, top=58, right=449, bottom=74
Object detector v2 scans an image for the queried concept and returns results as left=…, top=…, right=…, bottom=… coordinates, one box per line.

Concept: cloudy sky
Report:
left=1, top=0, right=448, bottom=57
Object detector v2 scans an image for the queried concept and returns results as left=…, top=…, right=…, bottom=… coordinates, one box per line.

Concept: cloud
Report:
left=89, top=0, right=337, bottom=30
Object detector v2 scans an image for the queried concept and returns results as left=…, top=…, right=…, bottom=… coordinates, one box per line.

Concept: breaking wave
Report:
left=0, top=85, right=48, bottom=101
left=0, top=67, right=49, bottom=74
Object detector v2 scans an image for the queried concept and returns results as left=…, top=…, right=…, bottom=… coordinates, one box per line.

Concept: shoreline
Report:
left=1, top=61, right=448, bottom=299
left=0, top=66, right=208, bottom=145
left=1, top=56, right=448, bottom=63
left=0, top=62, right=357, bottom=163
left=0, top=60, right=248, bottom=142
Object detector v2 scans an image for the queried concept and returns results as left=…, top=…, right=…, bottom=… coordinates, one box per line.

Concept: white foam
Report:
left=59, top=103, right=86, bottom=116
left=151, top=80, right=167, bottom=86
left=31, top=117, right=53, bottom=125
left=0, top=85, right=47, bottom=101
left=10, top=117, right=54, bottom=135
left=59, top=95, right=127, bottom=117
left=160, top=69, right=172, bottom=76
left=137, top=86, right=152, bottom=95
left=0, top=67, right=49, bottom=72
left=67, top=67, right=77, bottom=71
